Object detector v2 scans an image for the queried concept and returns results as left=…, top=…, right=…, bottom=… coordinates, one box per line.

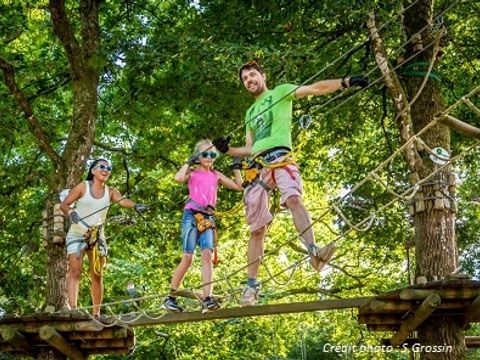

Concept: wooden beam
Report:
left=120, top=297, right=372, bottom=327
left=367, top=300, right=413, bottom=313
left=1, top=328, right=32, bottom=353
left=358, top=314, right=403, bottom=325
left=79, top=337, right=134, bottom=349
left=172, top=289, right=223, bottom=301
left=383, top=337, right=480, bottom=349
left=465, top=336, right=480, bottom=348
left=86, top=348, right=130, bottom=355
left=462, top=295, right=480, bottom=328
left=400, top=288, right=480, bottom=300
left=442, top=115, right=480, bottom=140
left=68, top=328, right=128, bottom=340
left=367, top=324, right=400, bottom=331
left=1, top=320, right=103, bottom=333
left=463, top=98, right=480, bottom=118
left=390, top=294, right=441, bottom=347
left=39, top=325, right=85, bottom=360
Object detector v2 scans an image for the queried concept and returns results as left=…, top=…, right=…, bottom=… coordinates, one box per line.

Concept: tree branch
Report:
left=367, top=11, right=419, bottom=181
left=94, top=141, right=179, bottom=168
left=0, top=56, right=63, bottom=166
left=48, top=0, right=84, bottom=78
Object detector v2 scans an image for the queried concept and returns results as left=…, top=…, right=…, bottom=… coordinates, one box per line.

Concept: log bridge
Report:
left=1, top=280, right=480, bottom=358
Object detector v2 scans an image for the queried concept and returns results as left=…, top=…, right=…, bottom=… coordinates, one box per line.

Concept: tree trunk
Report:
left=403, top=0, right=465, bottom=358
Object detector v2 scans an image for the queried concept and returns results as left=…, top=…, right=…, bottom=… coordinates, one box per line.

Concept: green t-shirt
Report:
left=245, top=83, right=298, bottom=155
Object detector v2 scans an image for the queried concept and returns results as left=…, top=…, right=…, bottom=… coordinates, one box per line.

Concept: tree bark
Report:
left=1, top=3, right=101, bottom=358
left=402, top=0, right=465, bottom=358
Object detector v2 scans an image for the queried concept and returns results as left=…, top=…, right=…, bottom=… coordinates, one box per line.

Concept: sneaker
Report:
left=309, top=242, right=336, bottom=271
left=201, top=297, right=220, bottom=314
left=163, top=297, right=183, bottom=313
left=239, top=285, right=259, bottom=307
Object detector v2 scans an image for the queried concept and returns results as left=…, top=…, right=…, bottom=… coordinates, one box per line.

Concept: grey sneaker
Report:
left=239, top=285, right=259, bottom=307
left=163, top=297, right=183, bottom=313
left=309, top=242, right=336, bottom=271
left=202, top=297, right=220, bottom=314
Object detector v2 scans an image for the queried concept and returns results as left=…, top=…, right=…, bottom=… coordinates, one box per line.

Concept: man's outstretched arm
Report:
left=295, top=76, right=368, bottom=99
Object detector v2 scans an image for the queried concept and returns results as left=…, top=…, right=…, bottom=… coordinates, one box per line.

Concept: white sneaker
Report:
left=239, top=285, right=259, bottom=306
left=309, top=242, right=336, bottom=271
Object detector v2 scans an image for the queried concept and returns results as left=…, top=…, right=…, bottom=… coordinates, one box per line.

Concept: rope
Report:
left=46, top=2, right=475, bottom=319
left=55, top=83, right=480, bottom=320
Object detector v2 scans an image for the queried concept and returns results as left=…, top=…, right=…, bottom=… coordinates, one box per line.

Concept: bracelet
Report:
left=341, top=77, right=349, bottom=88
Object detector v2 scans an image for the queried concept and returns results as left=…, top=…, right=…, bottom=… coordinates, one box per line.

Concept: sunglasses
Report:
left=200, top=151, right=218, bottom=159
left=94, top=164, right=112, bottom=171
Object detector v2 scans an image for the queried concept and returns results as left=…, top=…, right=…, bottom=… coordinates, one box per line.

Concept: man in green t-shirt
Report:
left=213, top=61, right=368, bottom=306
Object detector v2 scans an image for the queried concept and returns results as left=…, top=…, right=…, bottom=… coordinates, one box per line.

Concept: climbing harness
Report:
left=79, top=218, right=107, bottom=276
left=240, top=147, right=298, bottom=191
left=186, top=199, right=219, bottom=266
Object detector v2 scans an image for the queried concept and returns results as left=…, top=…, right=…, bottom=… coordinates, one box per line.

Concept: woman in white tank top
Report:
left=60, top=158, right=148, bottom=317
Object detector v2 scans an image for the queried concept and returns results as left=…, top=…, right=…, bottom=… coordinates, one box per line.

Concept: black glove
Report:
left=69, top=210, right=80, bottom=224
left=212, top=136, right=231, bottom=154
left=186, top=154, right=199, bottom=166
left=344, top=75, right=369, bottom=89
left=134, top=204, right=149, bottom=213
left=231, top=157, right=242, bottom=170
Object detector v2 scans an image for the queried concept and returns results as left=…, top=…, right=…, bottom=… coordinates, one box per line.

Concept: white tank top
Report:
left=69, top=181, right=110, bottom=235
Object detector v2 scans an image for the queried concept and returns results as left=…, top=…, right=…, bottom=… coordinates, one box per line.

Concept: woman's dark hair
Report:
left=86, top=158, right=111, bottom=181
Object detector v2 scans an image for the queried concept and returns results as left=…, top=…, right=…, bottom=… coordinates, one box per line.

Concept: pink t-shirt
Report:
left=184, top=169, right=220, bottom=211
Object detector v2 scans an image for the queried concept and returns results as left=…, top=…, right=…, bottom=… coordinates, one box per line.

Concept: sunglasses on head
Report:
left=94, top=164, right=112, bottom=171
left=200, top=151, right=218, bottom=159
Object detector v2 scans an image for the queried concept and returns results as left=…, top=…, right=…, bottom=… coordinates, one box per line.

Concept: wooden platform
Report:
left=358, top=279, right=480, bottom=347
left=2, top=279, right=480, bottom=357
left=0, top=311, right=134, bottom=359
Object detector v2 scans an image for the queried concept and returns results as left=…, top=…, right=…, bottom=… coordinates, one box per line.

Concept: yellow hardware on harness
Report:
left=256, top=153, right=296, bottom=169
left=194, top=213, right=214, bottom=233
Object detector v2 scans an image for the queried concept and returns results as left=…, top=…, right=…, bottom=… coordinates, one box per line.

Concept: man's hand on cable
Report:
left=212, top=135, right=231, bottom=154
left=342, top=75, right=369, bottom=89
left=68, top=209, right=80, bottom=224
left=134, top=204, right=149, bottom=213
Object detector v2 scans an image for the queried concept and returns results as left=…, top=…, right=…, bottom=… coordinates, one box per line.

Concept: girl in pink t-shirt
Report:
left=164, top=139, right=243, bottom=313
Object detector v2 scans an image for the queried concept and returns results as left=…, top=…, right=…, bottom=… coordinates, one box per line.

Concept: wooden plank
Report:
left=382, top=337, right=480, bottom=349
left=1, top=320, right=104, bottom=333
left=358, top=314, right=404, bottom=325
left=68, top=328, right=128, bottom=340
left=367, top=324, right=400, bottom=331
left=360, top=299, right=471, bottom=315
left=120, top=297, right=372, bottom=327
left=79, top=337, right=134, bottom=349
left=400, top=288, right=480, bottom=300
left=462, top=295, right=480, bottom=328
left=39, top=325, right=85, bottom=360
left=86, top=348, right=130, bottom=355
left=172, top=289, right=223, bottom=301
left=390, top=294, right=441, bottom=347
left=1, top=327, right=32, bottom=353
left=367, top=300, right=413, bottom=313
left=465, top=336, right=480, bottom=348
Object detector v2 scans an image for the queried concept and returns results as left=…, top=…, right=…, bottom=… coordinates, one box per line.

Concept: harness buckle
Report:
left=194, top=213, right=215, bottom=233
